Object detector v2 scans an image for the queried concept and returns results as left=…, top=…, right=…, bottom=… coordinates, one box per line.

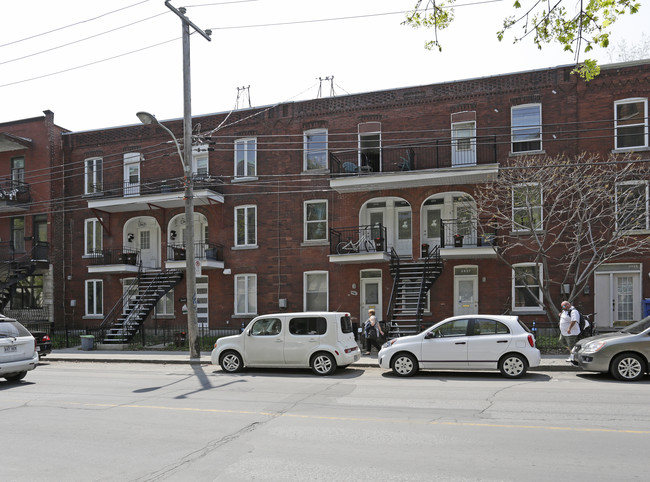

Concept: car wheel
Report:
left=311, top=352, right=336, bottom=375
left=220, top=351, right=244, bottom=373
left=5, top=371, right=27, bottom=382
left=611, top=353, right=645, bottom=381
left=391, top=352, right=418, bottom=377
left=499, top=353, right=528, bottom=379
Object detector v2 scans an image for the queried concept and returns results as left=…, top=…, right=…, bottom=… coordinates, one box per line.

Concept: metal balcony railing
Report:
left=88, top=247, right=140, bottom=266
left=0, top=178, right=31, bottom=203
left=167, top=241, right=224, bottom=262
left=329, top=224, right=387, bottom=255
left=440, top=219, right=497, bottom=248
left=85, top=176, right=223, bottom=199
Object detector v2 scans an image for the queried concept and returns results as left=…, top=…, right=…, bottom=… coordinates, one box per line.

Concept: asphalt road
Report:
left=3, top=361, right=649, bottom=481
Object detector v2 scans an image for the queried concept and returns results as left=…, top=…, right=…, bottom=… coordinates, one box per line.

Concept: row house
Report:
left=59, top=60, right=650, bottom=342
left=0, top=111, right=67, bottom=326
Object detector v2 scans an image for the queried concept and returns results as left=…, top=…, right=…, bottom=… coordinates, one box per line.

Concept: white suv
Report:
left=0, top=315, right=39, bottom=382
left=212, top=312, right=360, bottom=375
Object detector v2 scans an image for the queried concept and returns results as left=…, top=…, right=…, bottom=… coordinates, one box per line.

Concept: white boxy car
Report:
left=0, top=315, right=39, bottom=382
left=212, top=312, right=361, bottom=375
left=378, top=315, right=541, bottom=378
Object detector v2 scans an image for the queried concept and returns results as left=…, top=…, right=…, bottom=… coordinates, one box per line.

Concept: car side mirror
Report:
left=424, top=331, right=434, bottom=339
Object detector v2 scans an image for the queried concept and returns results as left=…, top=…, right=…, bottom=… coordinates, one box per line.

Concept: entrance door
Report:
left=361, top=270, right=382, bottom=323
left=454, top=266, right=478, bottom=316
left=196, top=276, right=209, bottom=329
left=124, top=162, right=140, bottom=196
left=395, top=207, right=412, bottom=257
left=136, top=221, right=160, bottom=269
left=594, top=266, right=641, bottom=328
left=422, top=206, right=442, bottom=249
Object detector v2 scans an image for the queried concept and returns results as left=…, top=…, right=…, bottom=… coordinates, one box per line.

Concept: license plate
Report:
left=4, top=345, right=17, bottom=352
left=36, top=346, right=41, bottom=351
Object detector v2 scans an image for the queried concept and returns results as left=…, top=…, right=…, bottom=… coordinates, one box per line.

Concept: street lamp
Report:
left=137, top=111, right=199, bottom=359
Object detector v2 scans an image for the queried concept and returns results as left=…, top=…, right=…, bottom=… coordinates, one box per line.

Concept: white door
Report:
left=454, top=266, right=478, bottom=316
left=395, top=208, right=412, bottom=257
left=137, top=229, right=157, bottom=268
left=421, top=319, right=469, bottom=368
left=361, top=271, right=382, bottom=323
left=244, top=317, right=284, bottom=365
left=595, top=269, right=642, bottom=328
left=196, top=276, right=208, bottom=329
left=422, top=206, right=442, bottom=249
left=124, top=162, right=140, bottom=196
left=369, top=210, right=385, bottom=251
left=451, top=121, right=476, bottom=166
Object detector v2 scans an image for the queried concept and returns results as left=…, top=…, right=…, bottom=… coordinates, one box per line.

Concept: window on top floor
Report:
left=84, top=157, right=103, bottom=194
left=615, top=98, right=648, bottom=150
left=304, top=129, right=328, bottom=170
left=511, top=104, right=542, bottom=153
left=11, top=156, right=24, bottom=187
left=193, top=145, right=209, bottom=178
left=235, top=138, right=257, bottom=178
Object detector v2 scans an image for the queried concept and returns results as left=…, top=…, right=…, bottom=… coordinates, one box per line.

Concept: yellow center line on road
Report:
left=49, top=400, right=650, bottom=435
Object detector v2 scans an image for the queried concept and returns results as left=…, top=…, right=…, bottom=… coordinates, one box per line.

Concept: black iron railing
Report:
left=330, top=224, right=387, bottom=255
left=88, top=247, right=140, bottom=266
left=439, top=219, right=497, bottom=248
left=0, top=178, right=31, bottom=203
left=329, top=136, right=497, bottom=175
left=86, top=176, right=223, bottom=199
left=167, top=241, right=224, bottom=261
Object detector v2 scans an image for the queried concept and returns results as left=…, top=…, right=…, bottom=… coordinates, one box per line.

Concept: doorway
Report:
left=361, top=270, right=382, bottom=323
left=454, top=265, right=478, bottom=316
left=594, top=264, right=642, bottom=328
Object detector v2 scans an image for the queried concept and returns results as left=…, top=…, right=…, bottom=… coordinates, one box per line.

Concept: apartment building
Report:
left=57, top=60, right=650, bottom=341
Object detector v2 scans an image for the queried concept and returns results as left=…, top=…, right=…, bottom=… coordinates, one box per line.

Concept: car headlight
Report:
left=581, top=340, right=607, bottom=354
left=383, top=339, right=397, bottom=348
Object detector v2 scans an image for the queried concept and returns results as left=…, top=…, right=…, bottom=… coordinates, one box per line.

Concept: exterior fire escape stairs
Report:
left=101, top=268, right=184, bottom=344
left=386, top=246, right=444, bottom=338
left=0, top=242, right=49, bottom=312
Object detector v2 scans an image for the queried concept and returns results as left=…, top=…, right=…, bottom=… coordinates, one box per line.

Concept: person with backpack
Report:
left=363, top=309, right=384, bottom=355
left=559, top=300, right=581, bottom=358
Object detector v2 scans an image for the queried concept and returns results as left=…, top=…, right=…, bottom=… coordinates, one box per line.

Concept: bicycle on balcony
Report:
left=336, top=234, right=375, bottom=254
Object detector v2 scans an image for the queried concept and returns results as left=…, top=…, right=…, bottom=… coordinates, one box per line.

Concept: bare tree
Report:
left=606, top=33, right=650, bottom=62
left=471, top=154, right=650, bottom=324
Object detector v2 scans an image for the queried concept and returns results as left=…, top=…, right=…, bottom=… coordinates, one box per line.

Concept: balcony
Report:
left=87, top=247, right=140, bottom=273
left=329, top=225, right=390, bottom=264
left=0, top=178, right=30, bottom=212
left=165, top=241, right=225, bottom=270
left=86, top=176, right=224, bottom=213
left=439, top=219, right=498, bottom=259
left=329, top=137, right=499, bottom=193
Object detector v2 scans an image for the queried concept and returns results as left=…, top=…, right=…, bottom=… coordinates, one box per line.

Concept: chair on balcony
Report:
left=342, top=162, right=358, bottom=173
left=399, top=148, right=415, bottom=171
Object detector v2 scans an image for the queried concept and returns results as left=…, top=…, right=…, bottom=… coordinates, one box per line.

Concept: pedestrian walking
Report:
left=559, top=300, right=580, bottom=360
left=363, top=309, right=384, bottom=355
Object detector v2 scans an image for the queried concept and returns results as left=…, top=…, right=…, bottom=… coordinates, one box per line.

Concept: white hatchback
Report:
left=212, top=312, right=361, bottom=375
left=378, top=315, right=541, bottom=378
left=0, top=315, right=39, bottom=382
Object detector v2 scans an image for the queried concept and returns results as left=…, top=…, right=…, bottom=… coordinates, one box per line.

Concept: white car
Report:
left=378, top=315, right=541, bottom=378
left=212, top=312, right=361, bottom=375
left=0, top=315, right=39, bottom=382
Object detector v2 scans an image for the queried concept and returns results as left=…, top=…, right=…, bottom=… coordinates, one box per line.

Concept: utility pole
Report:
left=165, top=0, right=211, bottom=359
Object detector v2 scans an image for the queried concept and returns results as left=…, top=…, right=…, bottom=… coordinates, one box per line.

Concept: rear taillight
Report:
left=43, top=335, right=51, bottom=342
left=344, top=346, right=358, bottom=354
left=527, top=334, right=535, bottom=347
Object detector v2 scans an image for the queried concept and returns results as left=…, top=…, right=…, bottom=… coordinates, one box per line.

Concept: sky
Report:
left=1, top=0, right=649, bottom=132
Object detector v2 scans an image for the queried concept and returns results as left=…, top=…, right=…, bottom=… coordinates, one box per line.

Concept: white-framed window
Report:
left=11, top=217, right=25, bottom=252
left=616, top=181, right=649, bottom=231
left=235, top=274, right=257, bottom=315
left=193, top=145, right=209, bottom=177
left=85, top=218, right=102, bottom=255
left=155, top=289, right=174, bottom=316
left=84, top=157, right=103, bottom=194
left=512, top=263, right=543, bottom=311
left=235, top=138, right=257, bottom=177
left=304, top=200, right=328, bottom=241
left=85, top=279, right=103, bottom=316
left=304, top=129, right=328, bottom=170
left=512, top=183, right=543, bottom=232
left=123, top=152, right=141, bottom=196
left=235, top=205, right=257, bottom=246
left=615, top=98, right=649, bottom=150
left=511, top=104, right=542, bottom=153
left=304, top=271, right=328, bottom=311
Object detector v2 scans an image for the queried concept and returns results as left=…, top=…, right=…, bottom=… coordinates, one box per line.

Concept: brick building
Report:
left=53, top=60, right=650, bottom=341
left=0, top=110, right=68, bottom=326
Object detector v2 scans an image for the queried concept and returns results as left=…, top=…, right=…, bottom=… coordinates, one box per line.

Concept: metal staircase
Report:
left=386, top=246, right=444, bottom=338
left=101, top=268, right=184, bottom=344
left=0, top=242, right=49, bottom=312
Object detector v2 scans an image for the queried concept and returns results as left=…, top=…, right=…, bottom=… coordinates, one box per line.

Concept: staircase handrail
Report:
left=386, top=248, right=400, bottom=325
left=415, top=246, right=442, bottom=331
left=100, top=265, right=144, bottom=331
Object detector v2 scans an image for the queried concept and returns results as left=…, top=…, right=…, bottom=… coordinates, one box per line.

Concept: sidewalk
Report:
left=44, top=348, right=578, bottom=371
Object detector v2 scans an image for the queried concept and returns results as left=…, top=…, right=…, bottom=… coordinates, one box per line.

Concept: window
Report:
left=250, top=317, right=281, bottom=336
left=155, top=289, right=174, bottom=316
left=123, top=152, right=141, bottom=196
left=434, top=319, right=469, bottom=337
left=11, top=217, right=25, bottom=252
left=11, top=156, right=25, bottom=186
left=85, top=218, right=102, bottom=255
left=304, top=200, right=328, bottom=241
left=235, top=274, right=257, bottom=315
left=616, top=181, right=649, bottom=231
left=235, top=205, right=257, bottom=246
left=11, top=275, right=43, bottom=309
left=304, top=129, right=328, bottom=170
left=86, top=279, right=103, bottom=316
left=304, top=271, right=328, bottom=311
left=140, top=231, right=150, bottom=250
left=235, top=138, right=257, bottom=177
left=513, top=264, right=543, bottom=310
left=84, top=157, right=103, bottom=194
left=34, top=214, right=47, bottom=243
left=511, top=104, right=542, bottom=153
left=473, top=318, right=510, bottom=336
left=193, top=145, right=209, bottom=177
left=289, top=316, right=327, bottom=335
left=615, top=98, right=648, bottom=149
left=512, top=183, right=543, bottom=231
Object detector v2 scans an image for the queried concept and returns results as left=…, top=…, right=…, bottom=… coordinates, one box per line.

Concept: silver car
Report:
left=0, top=315, right=39, bottom=382
left=570, top=316, right=650, bottom=381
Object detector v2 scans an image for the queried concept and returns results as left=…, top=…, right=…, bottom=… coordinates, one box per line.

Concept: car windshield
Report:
left=620, top=316, right=650, bottom=335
